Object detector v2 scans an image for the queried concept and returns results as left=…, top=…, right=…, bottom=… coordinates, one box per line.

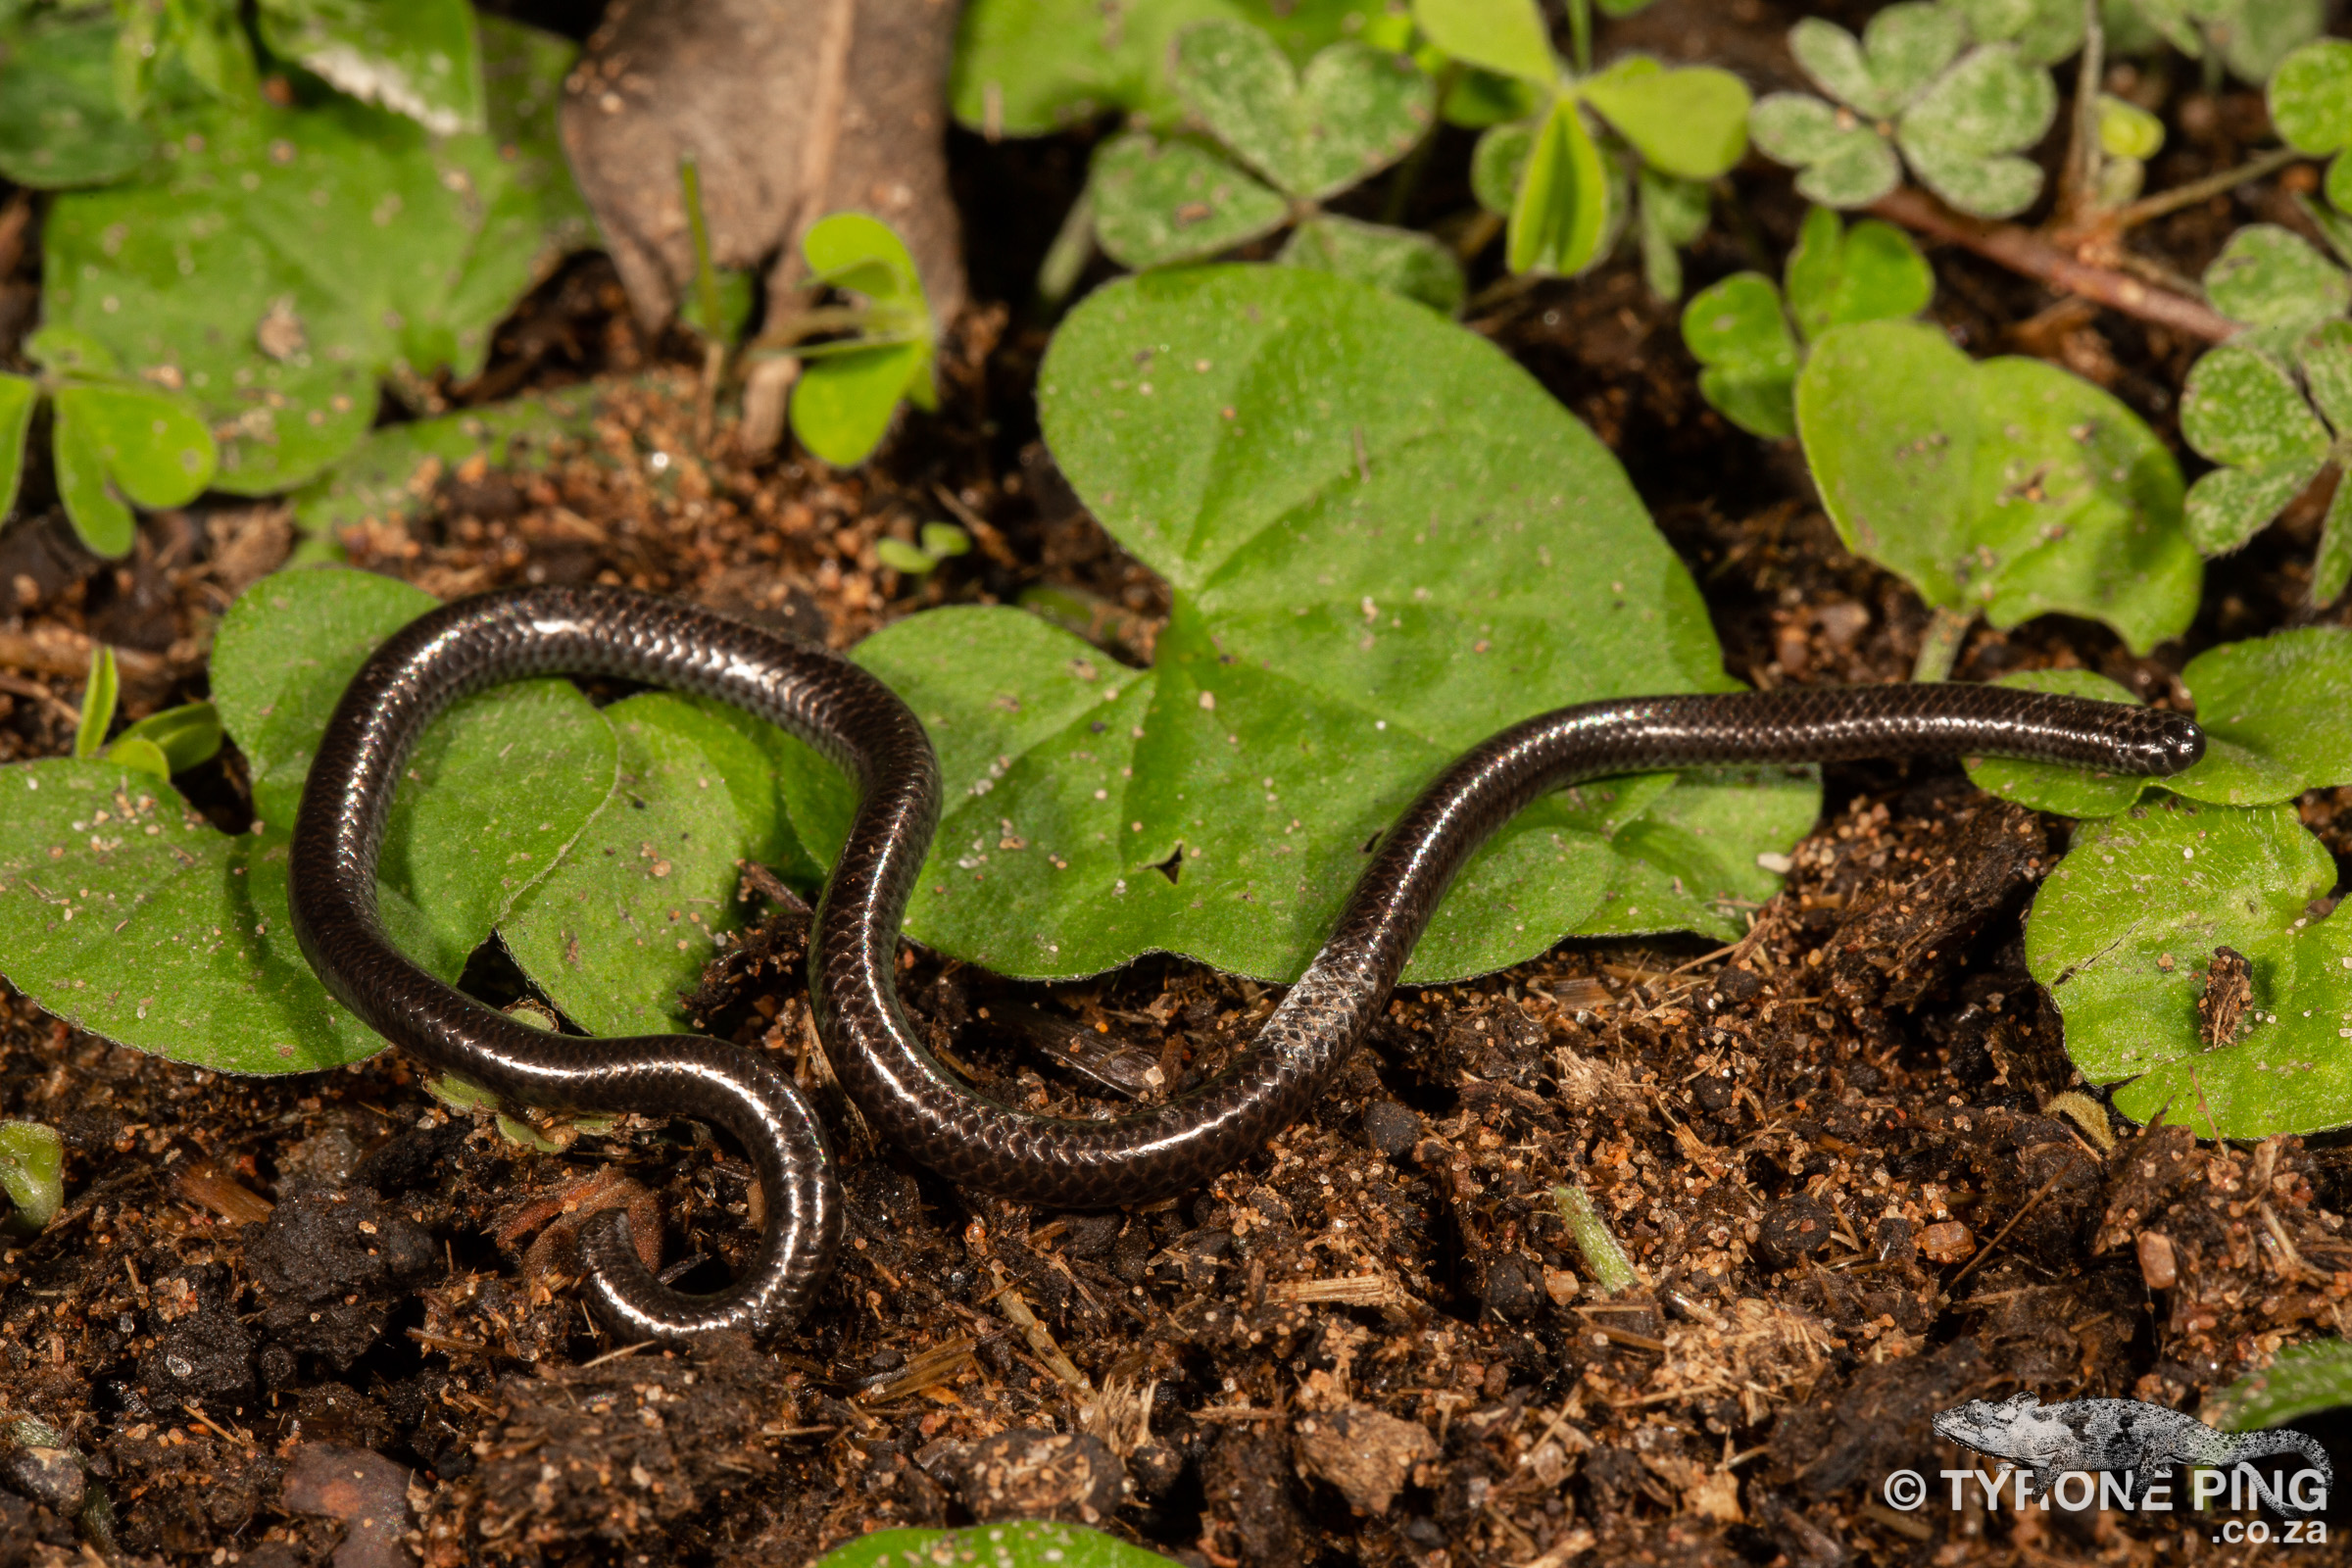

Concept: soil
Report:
left=4, top=4, right=2352, bottom=1567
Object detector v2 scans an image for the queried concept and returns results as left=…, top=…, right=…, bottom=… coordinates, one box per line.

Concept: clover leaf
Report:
left=2202, top=225, right=2349, bottom=336
left=1794, top=319, right=2198, bottom=661
left=950, top=0, right=1252, bottom=136
left=2027, top=794, right=2352, bottom=1141
left=1086, top=22, right=1452, bottom=308
left=255, top=0, right=487, bottom=136
left=786, top=215, right=941, bottom=467
left=0, top=9, right=153, bottom=189
left=1751, top=5, right=2056, bottom=218
left=1947, top=0, right=2085, bottom=67
left=2179, top=324, right=2352, bottom=605
left=40, top=16, right=591, bottom=495
left=1681, top=207, right=1932, bottom=439
left=1967, top=628, right=2352, bottom=815
left=2272, top=40, right=2352, bottom=214
left=769, top=267, right=1817, bottom=986
left=1411, top=0, right=1555, bottom=85
left=0, top=328, right=218, bottom=560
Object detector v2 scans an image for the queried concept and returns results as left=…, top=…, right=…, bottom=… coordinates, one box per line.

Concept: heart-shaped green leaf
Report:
left=53, top=382, right=217, bottom=510
left=2028, top=795, right=2352, bottom=1141
left=0, top=11, right=152, bottom=189
left=1789, top=5, right=1965, bottom=119
left=1091, top=132, right=1291, bottom=270
left=775, top=267, right=1815, bottom=985
left=1578, top=56, right=1751, bottom=181
left=1747, top=94, right=1902, bottom=210
left=1173, top=22, right=1434, bottom=201
left=950, top=0, right=1254, bottom=136
left=1967, top=628, right=2352, bottom=816
left=256, top=0, right=486, bottom=135
left=1277, top=216, right=1465, bottom=314
left=2204, top=225, right=2350, bottom=331
left=1894, top=43, right=2055, bottom=220
left=1507, top=99, right=1608, bottom=276
left=1680, top=273, right=1798, bottom=440
left=42, top=17, right=591, bottom=494
left=1409, top=0, right=1556, bottom=87
left=2179, top=342, right=2331, bottom=556
left=1783, top=206, right=1933, bottom=342
left=1795, top=319, right=2198, bottom=654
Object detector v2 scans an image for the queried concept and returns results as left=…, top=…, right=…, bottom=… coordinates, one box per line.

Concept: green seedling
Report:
left=1419, top=0, right=1750, bottom=287
left=1681, top=206, right=1934, bottom=439
left=69, top=640, right=225, bottom=782
left=1748, top=3, right=2055, bottom=218
left=1553, top=1183, right=1639, bottom=1296
left=0, top=327, right=217, bottom=560
left=2272, top=39, right=2352, bottom=213
left=1793, top=318, right=2198, bottom=679
left=2204, top=1340, right=2352, bottom=1434
left=2093, top=91, right=2166, bottom=205
left=2179, top=322, right=2352, bottom=606
left=759, top=266, right=1816, bottom=986
left=874, top=523, right=972, bottom=577
left=0, top=1119, right=65, bottom=1236
left=816, top=1522, right=1182, bottom=1568
left=2026, top=792, right=2352, bottom=1141
left=43, top=14, right=592, bottom=495
left=760, top=214, right=940, bottom=467
left=1089, top=20, right=1458, bottom=311
left=427, top=1055, right=618, bottom=1153
left=0, top=8, right=153, bottom=188
left=677, top=152, right=756, bottom=347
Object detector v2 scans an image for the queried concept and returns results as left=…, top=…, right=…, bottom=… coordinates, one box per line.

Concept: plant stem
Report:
left=1553, top=1183, right=1639, bottom=1296
left=679, top=152, right=727, bottom=342
left=2056, top=0, right=2105, bottom=226
left=2106, top=145, right=2304, bottom=231
left=1566, top=0, right=1592, bottom=77
left=1870, top=185, right=2240, bottom=342
left=1911, top=606, right=1974, bottom=683
left=1034, top=182, right=1097, bottom=312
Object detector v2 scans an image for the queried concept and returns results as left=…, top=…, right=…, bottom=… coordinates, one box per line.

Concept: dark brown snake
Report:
left=287, top=584, right=2205, bottom=1341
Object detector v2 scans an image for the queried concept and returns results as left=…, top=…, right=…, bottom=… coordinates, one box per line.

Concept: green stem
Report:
left=1566, top=0, right=1592, bottom=77
left=1553, top=1183, right=1639, bottom=1296
left=1912, top=606, right=1975, bottom=683
left=679, top=152, right=727, bottom=343
left=1035, top=181, right=1098, bottom=312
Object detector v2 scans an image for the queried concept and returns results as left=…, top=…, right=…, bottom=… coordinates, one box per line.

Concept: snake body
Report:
left=288, top=584, right=2205, bottom=1340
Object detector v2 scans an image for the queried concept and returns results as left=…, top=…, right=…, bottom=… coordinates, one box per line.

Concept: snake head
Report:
left=2135, top=711, right=2206, bottom=777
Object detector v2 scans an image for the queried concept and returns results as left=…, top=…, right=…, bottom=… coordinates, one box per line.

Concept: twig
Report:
left=1870, top=185, right=2241, bottom=342
left=1942, top=1163, right=2079, bottom=1294
left=2105, top=145, right=2305, bottom=230
left=0, top=673, right=80, bottom=729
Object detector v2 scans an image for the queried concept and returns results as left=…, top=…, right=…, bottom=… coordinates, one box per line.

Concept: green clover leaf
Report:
left=1506, top=96, right=1610, bottom=276
left=1091, top=133, right=1291, bottom=270
left=2180, top=323, right=2352, bottom=605
left=1172, top=21, right=1434, bottom=201
left=1277, top=216, right=1466, bottom=315
left=788, top=214, right=941, bottom=468
left=0, top=10, right=152, bottom=189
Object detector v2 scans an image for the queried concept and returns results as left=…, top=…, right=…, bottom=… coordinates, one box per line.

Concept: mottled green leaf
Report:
left=1748, top=94, right=1902, bottom=210
left=1506, top=98, right=1608, bottom=276
left=1276, top=216, right=1464, bottom=314
left=2204, top=225, right=2351, bottom=330
left=1790, top=6, right=1965, bottom=119
left=1895, top=44, right=2055, bottom=220
left=0, top=12, right=151, bottom=189
left=256, top=0, right=486, bottom=135
left=1783, top=206, right=1933, bottom=342
left=1409, top=0, right=1555, bottom=86
left=1578, top=57, right=1751, bottom=181
left=2213, top=0, right=2323, bottom=88
left=2028, top=795, right=2352, bottom=1141
left=1091, top=133, right=1290, bottom=270
left=1795, top=319, right=2198, bottom=653
left=1174, top=22, right=1433, bottom=200
left=42, top=18, right=591, bottom=494
left=2178, top=343, right=2330, bottom=556
left=813, top=1522, right=1181, bottom=1568
left=1949, top=0, right=2084, bottom=66
left=1680, top=272, right=1798, bottom=440
left=1470, top=119, right=1533, bottom=216
left=949, top=0, right=1252, bottom=134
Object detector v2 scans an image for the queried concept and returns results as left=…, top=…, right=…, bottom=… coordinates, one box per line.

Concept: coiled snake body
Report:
left=288, top=585, right=2205, bottom=1341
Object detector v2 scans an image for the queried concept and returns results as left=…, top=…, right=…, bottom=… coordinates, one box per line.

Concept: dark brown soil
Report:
left=4, top=6, right=2352, bottom=1566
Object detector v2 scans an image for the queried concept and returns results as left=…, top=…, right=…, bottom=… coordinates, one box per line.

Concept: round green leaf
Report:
left=41, top=18, right=592, bottom=494
left=2027, top=795, right=2352, bottom=1141
left=1276, top=216, right=1465, bottom=314
left=1578, top=58, right=1751, bottom=181
left=1783, top=206, right=1933, bottom=342
left=2178, top=343, right=2329, bottom=557
left=0, top=12, right=152, bottom=189
left=805, top=212, right=929, bottom=315
left=1470, top=120, right=1533, bottom=216
left=1680, top=272, right=1798, bottom=440
left=1948, top=0, right=2084, bottom=66
left=1506, top=98, right=1608, bottom=277
left=1409, top=0, right=1556, bottom=87
left=1790, top=6, right=1965, bottom=119
left=1795, top=320, right=2198, bottom=653
left=2214, top=0, right=2324, bottom=89
left=2170, top=626, right=2352, bottom=807
left=1748, top=94, right=1902, bottom=210
left=52, top=382, right=217, bottom=508
left=791, top=342, right=929, bottom=467
left=2203, top=225, right=2352, bottom=330
left=1174, top=22, right=1435, bottom=201
left=1962, top=668, right=2156, bottom=817
left=52, top=405, right=133, bottom=560
left=814, top=1522, right=1181, bottom=1568
left=1895, top=43, right=2056, bottom=220
left=1090, top=133, right=1291, bottom=270
left=794, top=266, right=1802, bottom=986
left=2096, top=93, right=2165, bottom=160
